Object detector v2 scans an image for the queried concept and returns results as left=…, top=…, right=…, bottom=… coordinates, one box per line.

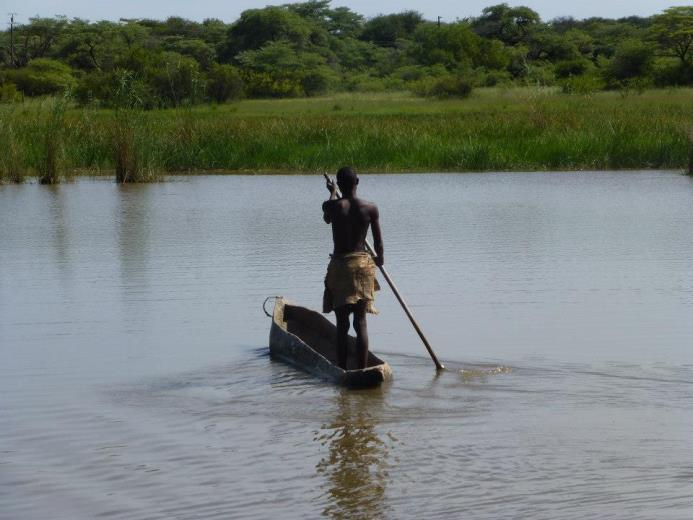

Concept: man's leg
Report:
left=335, top=306, right=350, bottom=370
left=353, top=300, right=369, bottom=369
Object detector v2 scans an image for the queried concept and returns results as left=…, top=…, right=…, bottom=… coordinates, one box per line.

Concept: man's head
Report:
left=337, top=166, right=358, bottom=194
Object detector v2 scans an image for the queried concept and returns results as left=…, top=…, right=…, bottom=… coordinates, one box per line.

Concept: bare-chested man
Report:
left=322, top=167, right=383, bottom=370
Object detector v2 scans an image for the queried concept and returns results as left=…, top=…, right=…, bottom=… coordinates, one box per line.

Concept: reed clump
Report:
left=37, top=96, right=70, bottom=184
left=0, top=108, right=26, bottom=184
left=112, top=72, right=161, bottom=183
left=113, top=109, right=160, bottom=183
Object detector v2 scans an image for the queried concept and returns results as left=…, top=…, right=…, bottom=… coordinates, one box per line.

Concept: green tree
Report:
left=220, top=7, right=319, bottom=60
left=206, top=63, right=244, bottom=102
left=650, top=7, right=693, bottom=66
left=6, top=58, right=76, bottom=95
left=285, top=1, right=364, bottom=37
left=360, top=11, right=423, bottom=46
left=13, top=16, right=69, bottom=66
left=163, top=38, right=216, bottom=69
left=472, top=4, right=541, bottom=46
left=608, top=39, right=653, bottom=81
left=148, top=52, right=204, bottom=106
left=410, top=22, right=481, bottom=69
left=238, top=40, right=335, bottom=96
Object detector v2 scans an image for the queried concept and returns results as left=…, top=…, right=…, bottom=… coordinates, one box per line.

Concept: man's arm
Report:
left=323, top=177, right=338, bottom=223
left=370, top=206, right=384, bottom=267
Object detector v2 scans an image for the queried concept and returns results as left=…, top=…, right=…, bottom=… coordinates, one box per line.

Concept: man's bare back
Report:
left=322, top=197, right=383, bottom=264
left=322, top=167, right=383, bottom=369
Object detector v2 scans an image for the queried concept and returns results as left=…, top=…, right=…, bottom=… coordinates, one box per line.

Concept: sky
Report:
left=2, top=0, right=690, bottom=25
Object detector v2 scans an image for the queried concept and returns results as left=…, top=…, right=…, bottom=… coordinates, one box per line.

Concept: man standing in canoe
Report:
left=323, top=167, right=384, bottom=370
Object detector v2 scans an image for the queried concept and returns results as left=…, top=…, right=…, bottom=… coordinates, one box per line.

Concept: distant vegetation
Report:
left=0, top=2, right=691, bottom=182
left=0, top=88, right=691, bottom=181
left=0, top=2, right=691, bottom=106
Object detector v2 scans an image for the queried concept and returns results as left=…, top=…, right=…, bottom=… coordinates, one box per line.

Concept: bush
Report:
left=343, top=73, right=388, bottom=93
left=524, top=63, right=556, bottom=86
left=560, top=74, right=605, bottom=94
left=607, top=40, right=653, bottom=82
left=154, top=53, right=205, bottom=106
left=413, top=75, right=473, bottom=99
left=74, top=71, right=116, bottom=106
left=554, top=59, right=589, bottom=79
left=6, top=59, right=76, bottom=96
left=301, top=68, right=336, bottom=97
left=206, top=64, right=244, bottom=103
left=652, top=59, right=693, bottom=87
left=242, top=71, right=303, bottom=98
left=0, top=82, right=21, bottom=103
left=392, top=64, right=448, bottom=82
left=74, top=70, right=158, bottom=109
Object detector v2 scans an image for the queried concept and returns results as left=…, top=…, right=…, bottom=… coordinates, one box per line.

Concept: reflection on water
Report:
left=315, top=389, right=393, bottom=519
left=47, top=186, right=70, bottom=274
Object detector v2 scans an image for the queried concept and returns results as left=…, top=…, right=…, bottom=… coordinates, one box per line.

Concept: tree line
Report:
left=0, top=2, right=691, bottom=106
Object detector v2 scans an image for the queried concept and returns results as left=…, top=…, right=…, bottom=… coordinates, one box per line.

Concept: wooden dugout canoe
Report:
left=267, top=297, right=393, bottom=388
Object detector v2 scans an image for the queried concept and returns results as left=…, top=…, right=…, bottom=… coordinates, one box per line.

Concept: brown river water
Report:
left=1, top=172, right=692, bottom=519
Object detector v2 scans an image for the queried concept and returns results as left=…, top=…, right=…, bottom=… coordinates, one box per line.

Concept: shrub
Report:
left=652, top=59, right=693, bottom=87
left=6, top=59, right=76, bottom=96
left=560, top=74, right=606, bottom=94
left=242, top=71, right=303, bottom=98
left=206, top=64, right=244, bottom=103
left=524, top=63, right=556, bottom=86
left=74, top=70, right=159, bottom=109
left=607, top=40, right=653, bottom=82
left=413, top=75, right=473, bottom=99
left=344, top=74, right=388, bottom=93
left=148, top=53, right=204, bottom=107
left=554, top=59, right=589, bottom=79
left=301, top=68, right=335, bottom=97
left=0, top=82, right=22, bottom=103
left=392, top=64, right=448, bottom=82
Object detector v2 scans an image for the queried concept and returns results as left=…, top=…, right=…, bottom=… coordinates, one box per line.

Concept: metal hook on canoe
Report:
left=262, top=296, right=280, bottom=318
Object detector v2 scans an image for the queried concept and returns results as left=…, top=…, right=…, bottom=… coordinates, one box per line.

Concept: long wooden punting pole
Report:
left=323, top=173, right=445, bottom=371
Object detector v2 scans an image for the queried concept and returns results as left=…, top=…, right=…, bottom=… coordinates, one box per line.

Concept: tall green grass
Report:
left=0, top=108, right=26, bottom=183
left=37, top=96, right=71, bottom=184
left=2, top=88, right=692, bottom=177
left=112, top=108, right=160, bottom=183
left=111, top=72, right=161, bottom=183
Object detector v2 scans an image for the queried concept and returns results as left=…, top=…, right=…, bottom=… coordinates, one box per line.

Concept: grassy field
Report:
left=1, top=88, right=692, bottom=181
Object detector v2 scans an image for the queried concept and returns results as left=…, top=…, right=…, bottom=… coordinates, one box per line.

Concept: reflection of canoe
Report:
left=268, top=297, right=392, bottom=388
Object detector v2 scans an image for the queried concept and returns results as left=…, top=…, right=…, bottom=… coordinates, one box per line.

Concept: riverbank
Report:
left=1, top=88, right=692, bottom=179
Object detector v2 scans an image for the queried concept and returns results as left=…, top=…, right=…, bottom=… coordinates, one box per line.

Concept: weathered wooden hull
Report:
left=268, top=297, right=392, bottom=388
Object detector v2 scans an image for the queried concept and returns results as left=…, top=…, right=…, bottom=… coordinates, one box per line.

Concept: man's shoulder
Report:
left=323, top=198, right=345, bottom=209
left=357, top=198, right=379, bottom=215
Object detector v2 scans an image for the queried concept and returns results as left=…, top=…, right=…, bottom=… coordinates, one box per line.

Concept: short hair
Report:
left=337, top=166, right=358, bottom=191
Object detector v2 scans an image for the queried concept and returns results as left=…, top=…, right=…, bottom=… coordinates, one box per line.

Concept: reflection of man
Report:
left=322, top=167, right=384, bottom=370
left=316, top=390, right=389, bottom=519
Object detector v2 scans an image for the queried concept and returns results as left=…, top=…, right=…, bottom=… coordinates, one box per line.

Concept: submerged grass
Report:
left=2, top=88, right=692, bottom=177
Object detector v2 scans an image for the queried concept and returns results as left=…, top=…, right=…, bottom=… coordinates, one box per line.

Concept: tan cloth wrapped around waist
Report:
left=323, top=252, right=380, bottom=314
